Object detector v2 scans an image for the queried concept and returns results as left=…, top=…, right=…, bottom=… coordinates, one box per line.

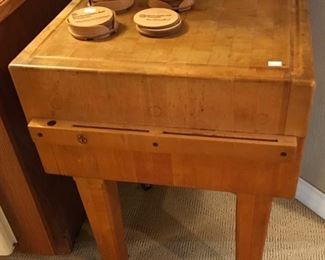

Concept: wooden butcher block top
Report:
left=10, top=0, right=315, bottom=137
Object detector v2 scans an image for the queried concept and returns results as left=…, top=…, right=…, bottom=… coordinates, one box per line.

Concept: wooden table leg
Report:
left=236, top=194, right=272, bottom=260
left=74, top=178, right=128, bottom=260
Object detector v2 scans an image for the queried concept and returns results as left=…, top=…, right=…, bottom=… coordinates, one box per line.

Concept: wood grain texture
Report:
left=0, top=0, right=25, bottom=22
left=0, top=0, right=85, bottom=254
left=74, top=178, right=128, bottom=260
left=36, top=142, right=304, bottom=198
left=28, top=119, right=304, bottom=199
left=236, top=194, right=272, bottom=260
left=9, top=70, right=292, bottom=135
left=8, top=0, right=315, bottom=259
left=9, top=0, right=300, bottom=76
left=9, top=0, right=315, bottom=137
left=29, top=119, right=297, bottom=162
left=0, top=116, right=54, bottom=254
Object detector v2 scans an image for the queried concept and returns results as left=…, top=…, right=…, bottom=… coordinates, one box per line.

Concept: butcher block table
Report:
left=10, top=0, right=315, bottom=259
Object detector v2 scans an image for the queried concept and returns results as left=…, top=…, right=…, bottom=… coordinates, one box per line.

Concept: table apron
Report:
left=28, top=118, right=300, bottom=197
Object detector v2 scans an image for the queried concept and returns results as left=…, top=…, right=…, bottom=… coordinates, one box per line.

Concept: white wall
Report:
left=300, top=0, right=325, bottom=193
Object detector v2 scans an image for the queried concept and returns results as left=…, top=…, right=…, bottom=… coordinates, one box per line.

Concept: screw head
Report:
left=47, top=120, right=56, bottom=126
left=77, top=135, right=88, bottom=144
left=280, top=152, right=287, bottom=157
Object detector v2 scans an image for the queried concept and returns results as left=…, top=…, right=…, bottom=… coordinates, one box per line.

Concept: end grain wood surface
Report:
left=10, top=0, right=315, bottom=137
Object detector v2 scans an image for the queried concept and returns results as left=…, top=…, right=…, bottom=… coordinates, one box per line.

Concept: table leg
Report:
left=236, top=194, right=272, bottom=260
left=74, top=177, right=128, bottom=260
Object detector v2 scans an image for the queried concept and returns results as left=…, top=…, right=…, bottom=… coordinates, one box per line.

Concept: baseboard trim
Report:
left=295, top=178, right=325, bottom=219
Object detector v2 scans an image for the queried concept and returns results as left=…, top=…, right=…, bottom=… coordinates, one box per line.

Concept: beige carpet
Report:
left=4, top=183, right=325, bottom=260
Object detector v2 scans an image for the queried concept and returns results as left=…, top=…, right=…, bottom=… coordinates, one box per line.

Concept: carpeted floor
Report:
left=4, top=183, right=325, bottom=260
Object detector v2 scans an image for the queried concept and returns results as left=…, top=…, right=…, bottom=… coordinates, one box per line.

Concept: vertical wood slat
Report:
left=74, top=178, right=128, bottom=260
left=236, top=194, right=272, bottom=260
left=0, top=0, right=85, bottom=254
left=0, top=117, right=54, bottom=254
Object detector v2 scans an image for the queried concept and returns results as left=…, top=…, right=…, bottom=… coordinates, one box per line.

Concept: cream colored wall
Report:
left=300, top=0, right=325, bottom=193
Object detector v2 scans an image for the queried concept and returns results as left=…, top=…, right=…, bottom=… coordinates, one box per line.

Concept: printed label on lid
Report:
left=68, top=7, right=114, bottom=27
left=133, top=8, right=180, bottom=28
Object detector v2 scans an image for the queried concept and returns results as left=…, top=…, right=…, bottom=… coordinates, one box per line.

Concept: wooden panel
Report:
left=12, top=69, right=291, bottom=136
left=32, top=142, right=303, bottom=198
left=28, top=119, right=302, bottom=198
left=29, top=119, right=297, bottom=162
left=0, top=116, right=54, bottom=254
left=285, top=81, right=316, bottom=136
left=0, top=0, right=85, bottom=254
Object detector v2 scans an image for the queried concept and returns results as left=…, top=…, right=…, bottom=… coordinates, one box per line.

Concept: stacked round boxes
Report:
left=148, top=0, right=194, bottom=12
left=133, top=8, right=182, bottom=37
left=91, top=0, right=134, bottom=12
left=67, top=6, right=118, bottom=40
